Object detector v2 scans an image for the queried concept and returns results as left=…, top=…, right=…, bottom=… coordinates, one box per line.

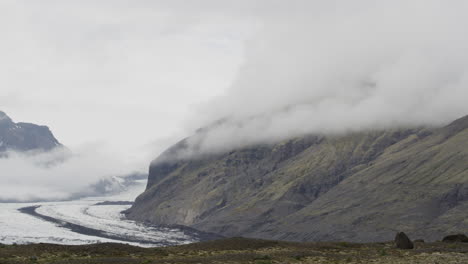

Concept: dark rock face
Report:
left=442, top=234, right=468, bottom=243
left=127, top=115, right=468, bottom=242
left=395, top=232, right=414, bottom=249
left=0, top=111, right=61, bottom=153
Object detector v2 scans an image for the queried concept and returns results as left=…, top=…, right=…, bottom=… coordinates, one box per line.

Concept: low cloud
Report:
left=179, top=0, right=468, bottom=156
left=2, top=1, right=468, bottom=162
left=0, top=145, right=145, bottom=202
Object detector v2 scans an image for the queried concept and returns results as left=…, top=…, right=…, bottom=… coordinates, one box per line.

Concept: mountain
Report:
left=0, top=111, right=61, bottom=153
left=126, top=115, right=468, bottom=242
left=70, top=172, right=148, bottom=200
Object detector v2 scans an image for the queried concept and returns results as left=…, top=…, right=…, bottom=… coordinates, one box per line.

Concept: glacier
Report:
left=0, top=180, right=198, bottom=247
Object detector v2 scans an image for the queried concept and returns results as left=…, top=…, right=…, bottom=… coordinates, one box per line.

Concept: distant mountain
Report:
left=0, top=111, right=61, bottom=153
left=127, top=114, right=468, bottom=242
left=70, top=172, right=148, bottom=200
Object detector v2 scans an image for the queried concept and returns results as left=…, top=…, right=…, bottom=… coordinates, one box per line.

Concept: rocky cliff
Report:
left=0, top=111, right=61, bottom=153
left=127, top=115, right=468, bottom=242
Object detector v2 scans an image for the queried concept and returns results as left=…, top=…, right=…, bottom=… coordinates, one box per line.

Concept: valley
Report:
left=0, top=180, right=201, bottom=247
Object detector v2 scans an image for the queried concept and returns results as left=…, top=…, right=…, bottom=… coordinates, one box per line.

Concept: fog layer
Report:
left=186, top=0, right=468, bottom=155
left=0, top=146, right=142, bottom=202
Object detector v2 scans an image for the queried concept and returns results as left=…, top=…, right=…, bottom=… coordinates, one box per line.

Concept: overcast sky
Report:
left=0, top=0, right=256, bottom=164
left=2, top=1, right=468, bottom=201
left=2, top=0, right=468, bottom=163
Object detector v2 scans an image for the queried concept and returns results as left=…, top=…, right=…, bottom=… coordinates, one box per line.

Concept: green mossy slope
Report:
left=127, top=115, right=468, bottom=242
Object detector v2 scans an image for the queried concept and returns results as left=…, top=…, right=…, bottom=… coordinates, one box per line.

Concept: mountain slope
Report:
left=0, top=111, right=61, bottom=153
left=127, top=115, right=468, bottom=242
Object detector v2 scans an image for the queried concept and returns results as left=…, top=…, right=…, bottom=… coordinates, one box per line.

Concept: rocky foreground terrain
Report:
left=0, top=237, right=467, bottom=264
left=127, top=114, right=468, bottom=242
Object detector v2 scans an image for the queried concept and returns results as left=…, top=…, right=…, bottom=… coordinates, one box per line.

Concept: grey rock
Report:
left=395, top=232, right=414, bottom=249
left=442, top=234, right=468, bottom=243
left=0, top=111, right=61, bottom=153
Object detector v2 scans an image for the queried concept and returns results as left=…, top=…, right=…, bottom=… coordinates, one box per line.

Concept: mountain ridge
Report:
left=0, top=111, right=61, bottom=153
left=127, top=115, right=468, bottom=242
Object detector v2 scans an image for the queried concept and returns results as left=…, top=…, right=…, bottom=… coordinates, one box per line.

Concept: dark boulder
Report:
left=442, top=234, right=468, bottom=243
left=414, top=239, right=425, bottom=243
left=395, top=232, right=414, bottom=249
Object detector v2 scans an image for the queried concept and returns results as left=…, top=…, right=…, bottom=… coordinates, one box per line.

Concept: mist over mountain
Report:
left=183, top=0, right=468, bottom=156
left=1, top=0, right=468, bottom=248
left=126, top=1, right=468, bottom=243
left=128, top=114, right=468, bottom=242
left=0, top=111, right=145, bottom=202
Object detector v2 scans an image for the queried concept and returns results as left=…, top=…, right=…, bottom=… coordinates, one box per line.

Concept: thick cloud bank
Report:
left=185, top=0, right=468, bottom=155
left=0, top=146, right=143, bottom=202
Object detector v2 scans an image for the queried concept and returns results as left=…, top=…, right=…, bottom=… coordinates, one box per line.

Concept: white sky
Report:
left=0, top=1, right=254, bottom=163
left=2, top=1, right=468, bottom=201
left=2, top=0, right=468, bottom=165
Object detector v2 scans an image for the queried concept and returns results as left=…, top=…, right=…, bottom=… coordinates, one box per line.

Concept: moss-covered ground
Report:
left=1, top=237, right=467, bottom=264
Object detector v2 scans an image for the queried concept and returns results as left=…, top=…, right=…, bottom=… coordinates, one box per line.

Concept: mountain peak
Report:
left=450, top=114, right=468, bottom=127
left=0, top=111, right=61, bottom=152
left=442, top=114, right=468, bottom=138
left=0, top=111, right=12, bottom=123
